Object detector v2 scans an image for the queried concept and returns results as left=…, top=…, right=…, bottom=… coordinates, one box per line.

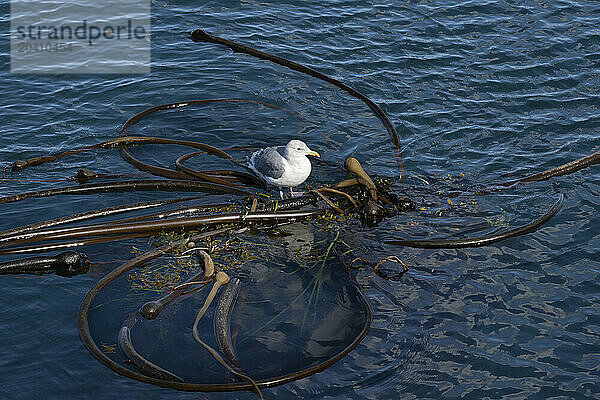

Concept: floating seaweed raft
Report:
left=1, top=29, right=598, bottom=398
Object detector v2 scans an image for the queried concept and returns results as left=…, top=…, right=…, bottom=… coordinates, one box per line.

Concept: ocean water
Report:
left=1, top=0, right=599, bottom=399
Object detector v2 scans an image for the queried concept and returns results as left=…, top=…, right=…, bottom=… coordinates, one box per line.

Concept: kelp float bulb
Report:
left=344, top=157, right=386, bottom=225
left=139, top=300, right=162, bottom=320
left=215, top=271, right=230, bottom=286
left=197, top=250, right=215, bottom=279
left=344, top=157, right=377, bottom=201
left=0, top=250, right=89, bottom=277
left=361, top=199, right=385, bottom=227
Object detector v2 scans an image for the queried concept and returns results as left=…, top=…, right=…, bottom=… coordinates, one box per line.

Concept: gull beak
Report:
left=307, top=150, right=320, bottom=158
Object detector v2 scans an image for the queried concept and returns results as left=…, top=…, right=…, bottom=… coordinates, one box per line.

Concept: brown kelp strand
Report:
left=139, top=272, right=209, bottom=320
left=190, top=29, right=405, bottom=179
left=118, top=146, right=262, bottom=189
left=501, top=148, right=600, bottom=187
left=214, top=277, right=242, bottom=368
left=118, top=149, right=206, bottom=181
left=7, top=133, right=260, bottom=192
left=0, top=197, right=201, bottom=239
left=200, top=169, right=267, bottom=187
left=118, top=145, right=244, bottom=183
left=385, top=193, right=564, bottom=248
left=192, top=272, right=229, bottom=335
left=9, top=97, right=303, bottom=173
left=334, top=248, right=409, bottom=281
left=176, top=154, right=268, bottom=189
left=95, top=204, right=232, bottom=226
left=119, top=99, right=308, bottom=134
left=78, top=225, right=372, bottom=392
left=175, top=152, right=247, bottom=189
left=0, top=180, right=247, bottom=205
left=191, top=271, right=263, bottom=398
left=7, top=136, right=235, bottom=172
left=251, top=193, right=320, bottom=212
left=338, top=251, right=408, bottom=281
left=139, top=250, right=216, bottom=320
left=250, top=173, right=368, bottom=213
left=333, top=178, right=360, bottom=189
left=111, top=137, right=248, bottom=184
left=0, top=251, right=89, bottom=277
left=423, top=149, right=600, bottom=199
left=0, top=210, right=327, bottom=247
left=118, top=319, right=185, bottom=383
left=70, top=169, right=160, bottom=184
left=0, top=233, right=152, bottom=256
left=116, top=100, right=297, bottom=185
left=309, top=190, right=344, bottom=214
left=315, top=187, right=359, bottom=208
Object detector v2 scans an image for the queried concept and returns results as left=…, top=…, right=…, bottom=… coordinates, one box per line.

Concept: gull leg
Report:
left=290, top=187, right=304, bottom=198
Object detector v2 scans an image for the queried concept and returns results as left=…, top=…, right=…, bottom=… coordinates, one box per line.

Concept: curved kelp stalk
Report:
left=118, top=318, right=185, bottom=383
left=8, top=135, right=233, bottom=172
left=6, top=98, right=303, bottom=183
left=139, top=249, right=217, bottom=320
left=77, top=227, right=372, bottom=393
left=501, top=149, right=600, bottom=187
left=190, top=29, right=406, bottom=179
left=215, top=277, right=242, bottom=368
left=116, top=100, right=291, bottom=187
left=385, top=193, right=564, bottom=248
left=139, top=272, right=210, bottom=320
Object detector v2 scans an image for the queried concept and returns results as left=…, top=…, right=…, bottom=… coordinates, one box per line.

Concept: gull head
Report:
left=285, top=139, right=320, bottom=159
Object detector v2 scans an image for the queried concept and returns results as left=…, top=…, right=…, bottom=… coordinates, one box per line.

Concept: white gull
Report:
left=248, top=139, right=320, bottom=199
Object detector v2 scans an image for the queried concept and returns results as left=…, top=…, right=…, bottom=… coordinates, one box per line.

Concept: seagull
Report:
left=248, top=139, right=320, bottom=199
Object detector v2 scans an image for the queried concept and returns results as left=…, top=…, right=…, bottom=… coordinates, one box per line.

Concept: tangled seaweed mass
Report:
left=1, top=30, right=599, bottom=398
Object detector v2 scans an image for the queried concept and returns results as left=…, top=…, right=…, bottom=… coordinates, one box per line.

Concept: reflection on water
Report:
left=273, top=222, right=315, bottom=266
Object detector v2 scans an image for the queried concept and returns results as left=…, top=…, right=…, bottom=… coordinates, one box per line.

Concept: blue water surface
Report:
left=1, top=0, right=599, bottom=399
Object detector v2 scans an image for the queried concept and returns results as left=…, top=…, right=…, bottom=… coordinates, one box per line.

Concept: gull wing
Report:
left=250, top=146, right=286, bottom=180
